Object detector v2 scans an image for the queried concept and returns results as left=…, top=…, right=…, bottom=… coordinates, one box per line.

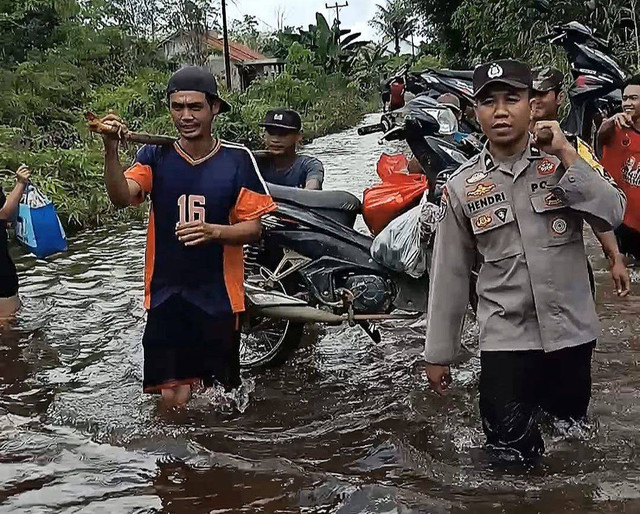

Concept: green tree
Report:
left=0, top=0, right=78, bottom=65
left=408, top=0, right=640, bottom=70
left=281, top=13, right=369, bottom=74
left=162, top=0, right=221, bottom=65
left=369, top=0, right=415, bottom=56
left=229, top=14, right=268, bottom=52
left=0, top=1, right=378, bottom=229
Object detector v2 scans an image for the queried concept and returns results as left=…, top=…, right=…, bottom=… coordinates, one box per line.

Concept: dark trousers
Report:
left=479, top=341, right=595, bottom=460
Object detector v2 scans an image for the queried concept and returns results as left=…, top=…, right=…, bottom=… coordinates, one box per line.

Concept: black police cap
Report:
left=473, top=59, right=533, bottom=98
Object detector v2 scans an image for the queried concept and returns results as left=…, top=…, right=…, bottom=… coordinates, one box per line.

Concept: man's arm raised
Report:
left=101, top=114, right=143, bottom=208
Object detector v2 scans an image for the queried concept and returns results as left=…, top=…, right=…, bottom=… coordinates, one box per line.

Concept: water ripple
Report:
left=0, top=115, right=638, bottom=512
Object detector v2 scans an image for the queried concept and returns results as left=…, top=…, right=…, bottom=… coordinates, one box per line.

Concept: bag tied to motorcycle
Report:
left=363, top=172, right=428, bottom=235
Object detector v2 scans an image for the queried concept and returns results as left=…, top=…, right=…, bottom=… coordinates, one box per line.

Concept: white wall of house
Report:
left=205, top=56, right=242, bottom=90
left=161, top=34, right=190, bottom=60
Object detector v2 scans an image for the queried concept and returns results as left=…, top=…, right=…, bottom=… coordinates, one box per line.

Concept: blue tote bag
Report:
left=13, top=183, right=67, bottom=258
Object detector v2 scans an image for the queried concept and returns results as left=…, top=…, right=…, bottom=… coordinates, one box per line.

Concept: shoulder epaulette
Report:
left=448, top=154, right=482, bottom=181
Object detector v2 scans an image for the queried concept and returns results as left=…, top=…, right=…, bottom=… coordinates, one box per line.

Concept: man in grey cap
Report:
left=437, top=93, right=463, bottom=121
left=531, top=66, right=630, bottom=297
left=530, top=67, right=566, bottom=126
left=424, top=59, right=626, bottom=460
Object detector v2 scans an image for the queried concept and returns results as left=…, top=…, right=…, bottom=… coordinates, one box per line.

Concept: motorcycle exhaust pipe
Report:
left=250, top=305, right=422, bottom=324
left=251, top=305, right=345, bottom=325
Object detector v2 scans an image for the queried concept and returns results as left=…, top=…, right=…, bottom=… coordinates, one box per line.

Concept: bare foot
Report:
left=160, top=384, right=192, bottom=408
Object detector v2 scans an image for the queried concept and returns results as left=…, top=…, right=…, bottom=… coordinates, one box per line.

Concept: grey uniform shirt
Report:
left=424, top=138, right=626, bottom=365
left=258, top=155, right=324, bottom=189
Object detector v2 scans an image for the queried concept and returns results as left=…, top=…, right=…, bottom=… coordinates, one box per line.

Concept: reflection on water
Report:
left=1, top=114, right=640, bottom=512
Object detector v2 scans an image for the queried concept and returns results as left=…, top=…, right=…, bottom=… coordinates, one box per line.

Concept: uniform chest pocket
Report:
left=529, top=190, right=565, bottom=213
left=529, top=194, right=581, bottom=247
left=470, top=204, right=523, bottom=262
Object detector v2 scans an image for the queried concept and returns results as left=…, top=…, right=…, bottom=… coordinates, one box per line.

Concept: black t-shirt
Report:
left=0, top=189, right=18, bottom=297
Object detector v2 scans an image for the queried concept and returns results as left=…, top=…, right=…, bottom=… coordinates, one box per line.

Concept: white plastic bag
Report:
left=370, top=191, right=440, bottom=279
left=418, top=190, right=439, bottom=241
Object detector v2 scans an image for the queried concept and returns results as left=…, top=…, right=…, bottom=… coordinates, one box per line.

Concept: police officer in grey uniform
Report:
left=424, top=60, right=626, bottom=460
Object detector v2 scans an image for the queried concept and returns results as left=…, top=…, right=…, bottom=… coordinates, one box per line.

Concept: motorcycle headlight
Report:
left=422, top=108, right=459, bottom=135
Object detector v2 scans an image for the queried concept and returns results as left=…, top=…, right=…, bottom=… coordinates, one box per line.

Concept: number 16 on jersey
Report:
left=177, top=194, right=206, bottom=224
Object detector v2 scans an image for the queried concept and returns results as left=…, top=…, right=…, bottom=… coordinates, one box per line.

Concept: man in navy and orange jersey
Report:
left=100, top=66, right=275, bottom=407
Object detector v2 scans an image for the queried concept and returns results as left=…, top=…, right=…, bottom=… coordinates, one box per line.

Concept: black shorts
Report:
left=142, top=295, right=241, bottom=393
left=615, top=223, right=640, bottom=260
left=479, top=341, right=595, bottom=460
left=0, top=254, right=19, bottom=298
left=0, top=273, right=18, bottom=298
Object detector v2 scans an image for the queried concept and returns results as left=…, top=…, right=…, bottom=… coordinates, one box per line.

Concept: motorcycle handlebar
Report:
left=357, top=123, right=385, bottom=136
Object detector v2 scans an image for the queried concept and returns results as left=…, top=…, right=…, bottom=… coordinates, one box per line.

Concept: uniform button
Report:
left=568, top=176, right=576, bottom=183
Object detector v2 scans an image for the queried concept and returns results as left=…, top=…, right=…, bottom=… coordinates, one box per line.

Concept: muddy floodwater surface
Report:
left=1, top=115, right=640, bottom=513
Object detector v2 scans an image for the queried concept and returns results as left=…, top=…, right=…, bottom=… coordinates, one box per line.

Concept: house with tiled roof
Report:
left=160, top=31, right=284, bottom=90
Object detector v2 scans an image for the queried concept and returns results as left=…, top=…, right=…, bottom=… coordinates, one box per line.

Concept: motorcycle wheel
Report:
left=240, top=268, right=305, bottom=369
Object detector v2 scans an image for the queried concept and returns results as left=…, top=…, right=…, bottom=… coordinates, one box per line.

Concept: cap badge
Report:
left=488, top=63, right=503, bottom=79
left=274, top=114, right=284, bottom=121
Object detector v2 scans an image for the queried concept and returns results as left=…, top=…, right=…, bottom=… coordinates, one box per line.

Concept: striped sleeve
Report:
left=231, top=148, right=276, bottom=223
left=124, top=145, right=155, bottom=205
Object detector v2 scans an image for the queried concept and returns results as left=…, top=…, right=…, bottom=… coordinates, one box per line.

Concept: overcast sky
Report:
left=226, top=0, right=380, bottom=41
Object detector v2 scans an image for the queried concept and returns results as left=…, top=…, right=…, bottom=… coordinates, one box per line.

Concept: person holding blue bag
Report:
left=0, top=164, right=32, bottom=318
left=13, top=178, right=67, bottom=261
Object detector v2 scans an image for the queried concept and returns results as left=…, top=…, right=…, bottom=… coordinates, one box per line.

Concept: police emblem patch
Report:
left=475, top=214, right=493, bottom=229
left=466, top=182, right=496, bottom=199
left=488, top=63, right=503, bottom=79
left=537, top=158, right=556, bottom=176
left=551, top=217, right=568, bottom=235
left=495, top=207, right=508, bottom=222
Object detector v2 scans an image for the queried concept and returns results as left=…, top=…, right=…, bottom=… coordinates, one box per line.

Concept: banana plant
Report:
left=279, top=13, right=369, bottom=75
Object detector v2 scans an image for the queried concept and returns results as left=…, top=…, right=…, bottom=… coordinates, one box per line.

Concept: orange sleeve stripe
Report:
left=223, top=189, right=276, bottom=313
left=124, top=163, right=153, bottom=206
left=232, top=187, right=276, bottom=223
left=223, top=245, right=245, bottom=313
left=143, top=209, right=156, bottom=310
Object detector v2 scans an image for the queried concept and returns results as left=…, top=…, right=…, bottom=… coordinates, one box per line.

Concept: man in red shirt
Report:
left=599, top=75, right=640, bottom=260
left=389, top=77, right=406, bottom=111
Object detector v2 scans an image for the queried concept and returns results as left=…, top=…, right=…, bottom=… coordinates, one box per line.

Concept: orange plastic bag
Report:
left=363, top=172, right=428, bottom=235
left=377, top=153, right=409, bottom=181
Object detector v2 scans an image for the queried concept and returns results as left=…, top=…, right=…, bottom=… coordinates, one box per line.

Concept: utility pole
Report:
left=325, top=1, right=348, bottom=25
left=221, top=0, right=232, bottom=90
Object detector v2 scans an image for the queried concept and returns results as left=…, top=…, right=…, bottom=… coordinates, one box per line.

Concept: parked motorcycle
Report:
left=240, top=98, right=480, bottom=368
left=381, top=67, right=479, bottom=134
left=537, top=21, right=629, bottom=146
left=364, top=95, right=482, bottom=190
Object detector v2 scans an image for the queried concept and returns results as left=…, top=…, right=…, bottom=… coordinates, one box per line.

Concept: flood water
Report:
left=1, top=114, right=640, bottom=513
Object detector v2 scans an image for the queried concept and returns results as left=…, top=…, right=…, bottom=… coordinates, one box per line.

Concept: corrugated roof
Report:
left=204, top=34, right=267, bottom=62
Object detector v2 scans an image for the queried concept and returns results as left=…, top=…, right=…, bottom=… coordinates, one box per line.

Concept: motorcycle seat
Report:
left=267, top=183, right=362, bottom=227
left=429, top=69, right=474, bottom=81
